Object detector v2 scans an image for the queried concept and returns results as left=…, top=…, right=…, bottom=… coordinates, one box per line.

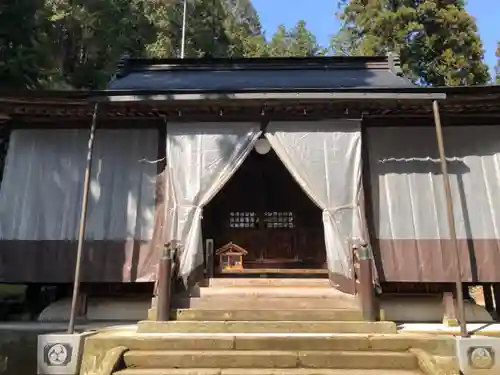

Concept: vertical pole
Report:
left=67, top=103, right=99, bottom=334
left=493, top=284, right=500, bottom=317
left=156, top=243, right=173, bottom=321
left=358, top=243, right=376, bottom=321
left=432, top=100, right=468, bottom=337
left=180, top=0, right=187, bottom=59
left=483, top=284, right=494, bottom=312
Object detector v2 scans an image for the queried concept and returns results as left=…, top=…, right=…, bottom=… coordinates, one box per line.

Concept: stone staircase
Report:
left=81, top=278, right=458, bottom=375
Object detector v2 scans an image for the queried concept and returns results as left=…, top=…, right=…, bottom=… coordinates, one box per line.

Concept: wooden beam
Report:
left=442, top=291, right=459, bottom=327
left=483, top=284, right=494, bottom=312
left=493, top=284, right=500, bottom=318
left=0, top=113, right=11, bottom=123
left=433, top=100, right=468, bottom=337
left=358, top=243, right=377, bottom=322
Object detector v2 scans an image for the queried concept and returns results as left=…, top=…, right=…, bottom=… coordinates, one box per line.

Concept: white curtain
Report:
left=265, top=120, right=362, bottom=282
left=165, top=122, right=261, bottom=282
left=368, top=126, right=500, bottom=241
left=0, top=129, right=157, bottom=240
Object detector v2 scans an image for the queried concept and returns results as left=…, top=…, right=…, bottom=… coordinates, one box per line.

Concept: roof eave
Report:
left=91, top=90, right=446, bottom=103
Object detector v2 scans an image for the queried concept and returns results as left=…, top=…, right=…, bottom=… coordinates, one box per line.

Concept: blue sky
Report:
left=252, top=0, right=498, bottom=73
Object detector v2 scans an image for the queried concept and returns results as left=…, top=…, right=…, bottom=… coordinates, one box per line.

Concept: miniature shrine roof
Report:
left=106, top=55, right=415, bottom=93
left=215, top=242, right=248, bottom=255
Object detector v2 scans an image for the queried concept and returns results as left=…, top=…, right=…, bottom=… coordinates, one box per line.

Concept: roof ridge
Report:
left=106, top=55, right=416, bottom=91
left=117, top=56, right=394, bottom=74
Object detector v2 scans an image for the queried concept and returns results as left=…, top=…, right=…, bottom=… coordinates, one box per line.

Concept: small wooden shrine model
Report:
left=215, top=242, right=248, bottom=273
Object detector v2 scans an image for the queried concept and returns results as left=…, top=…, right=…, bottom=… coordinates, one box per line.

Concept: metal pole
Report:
left=432, top=100, right=468, bottom=337
left=67, top=103, right=99, bottom=334
left=180, top=0, right=187, bottom=58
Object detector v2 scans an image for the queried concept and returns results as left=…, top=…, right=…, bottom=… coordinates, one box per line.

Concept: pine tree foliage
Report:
left=268, top=21, right=323, bottom=57
left=0, top=0, right=52, bottom=88
left=1, top=0, right=494, bottom=89
left=0, top=0, right=269, bottom=89
left=337, top=0, right=491, bottom=86
left=496, top=41, right=500, bottom=84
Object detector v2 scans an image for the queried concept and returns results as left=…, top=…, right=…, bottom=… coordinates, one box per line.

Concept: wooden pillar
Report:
left=483, top=284, right=494, bottom=312
left=358, top=243, right=376, bottom=321
left=76, top=287, right=88, bottom=319
left=68, top=103, right=98, bottom=334
left=442, top=291, right=459, bottom=327
left=432, top=101, right=468, bottom=337
left=206, top=238, right=215, bottom=278
left=25, top=284, right=42, bottom=320
left=493, top=284, right=500, bottom=317
left=156, top=242, right=174, bottom=321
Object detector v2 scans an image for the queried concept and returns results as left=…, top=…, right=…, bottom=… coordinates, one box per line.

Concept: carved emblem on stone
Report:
left=44, top=343, right=73, bottom=367
left=469, top=346, right=494, bottom=369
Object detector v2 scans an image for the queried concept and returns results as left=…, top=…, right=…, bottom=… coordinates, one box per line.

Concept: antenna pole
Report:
left=180, top=0, right=187, bottom=58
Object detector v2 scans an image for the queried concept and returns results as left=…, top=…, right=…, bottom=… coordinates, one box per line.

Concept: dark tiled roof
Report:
left=106, top=56, right=415, bottom=92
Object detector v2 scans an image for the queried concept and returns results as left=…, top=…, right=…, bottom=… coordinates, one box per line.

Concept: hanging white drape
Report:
left=165, top=122, right=261, bottom=282
left=367, top=126, right=500, bottom=281
left=265, top=120, right=362, bottom=283
left=0, top=129, right=157, bottom=240
left=369, top=126, right=500, bottom=241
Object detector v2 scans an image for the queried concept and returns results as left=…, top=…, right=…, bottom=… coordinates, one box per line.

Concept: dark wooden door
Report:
left=203, top=147, right=326, bottom=271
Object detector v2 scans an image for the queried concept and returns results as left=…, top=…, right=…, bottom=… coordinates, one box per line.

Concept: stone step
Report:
left=192, top=287, right=355, bottom=299
left=137, top=320, right=398, bottom=334
left=123, top=350, right=418, bottom=370
left=87, top=333, right=454, bottom=355
left=172, top=309, right=363, bottom=321
left=207, top=278, right=331, bottom=288
left=172, top=297, right=358, bottom=310
left=114, top=368, right=424, bottom=375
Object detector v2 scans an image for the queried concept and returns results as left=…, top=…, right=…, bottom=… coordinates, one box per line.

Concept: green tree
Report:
left=224, top=20, right=268, bottom=57
left=288, top=20, right=324, bottom=56
left=0, top=0, right=50, bottom=89
left=223, top=0, right=262, bottom=36
left=223, top=0, right=268, bottom=57
left=268, top=21, right=323, bottom=57
left=496, top=41, right=500, bottom=84
left=338, top=0, right=490, bottom=86
left=144, top=0, right=266, bottom=58
left=268, top=25, right=290, bottom=57
left=1, top=0, right=267, bottom=89
left=44, top=0, right=156, bottom=89
left=2, top=0, right=326, bottom=89
left=330, top=29, right=359, bottom=57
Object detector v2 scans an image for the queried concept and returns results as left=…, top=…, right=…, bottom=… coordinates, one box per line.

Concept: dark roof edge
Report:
left=387, top=53, right=403, bottom=76
left=91, top=91, right=447, bottom=103
left=0, top=90, right=90, bottom=100
left=115, top=55, right=398, bottom=76
left=2, top=84, right=500, bottom=104
left=92, top=86, right=448, bottom=97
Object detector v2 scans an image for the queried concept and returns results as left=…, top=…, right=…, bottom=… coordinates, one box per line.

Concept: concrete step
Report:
left=87, top=333, right=455, bottom=355
left=137, top=320, right=398, bottom=334
left=115, top=369, right=424, bottom=375
left=172, top=309, right=363, bottom=321
left=123, top=350, right=418, bottom=369
left=172, top=297, right=358, bottom=310
left=207, top=278, right=331, bottom=288
left=192, top=287, right=355, bottom=299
